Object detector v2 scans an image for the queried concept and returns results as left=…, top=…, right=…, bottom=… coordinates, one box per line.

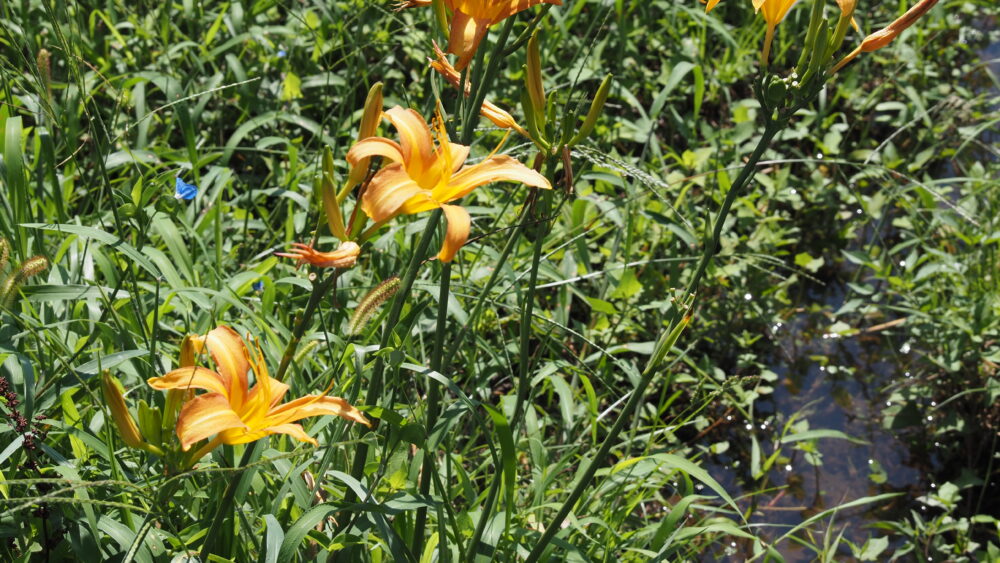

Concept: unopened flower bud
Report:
left=322, top=147, right=348, bottom=239
left=100, top=372, right=146, bottom=450
left=568, top=74, right=613, bottom=147
left=525, top=32, right=547, bottom=132
left=345, top=82, right=385, bottom=191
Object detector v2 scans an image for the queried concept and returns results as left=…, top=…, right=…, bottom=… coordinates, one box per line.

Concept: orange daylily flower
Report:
left=704, top=0, right=801, bottom=65
left=348, top=106, right=550, bottom=262
left=147, top=326, right=370, bottom=454
left=400, top=0, right=563, bottom=70
left=276, top=241, right=361, bottom=269
left=429, top=42, right=529, bottom=136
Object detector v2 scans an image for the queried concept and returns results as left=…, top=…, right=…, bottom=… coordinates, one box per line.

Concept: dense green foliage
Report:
left=1, top=0, right=997, bottom=561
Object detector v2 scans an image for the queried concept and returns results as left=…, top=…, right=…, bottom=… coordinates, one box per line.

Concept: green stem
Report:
left=411, top=261, right=451, bottom=555
left=122, top=478, right=183, bottom=563
left=346, top=209, right=443, bottom=495
left=451, top=203, right=530, bottom=351
left=512, top=188, right=553, bottom=430
left=274, top=270, right=339, bottom=383
left=199, top=442, right=260, bottom=559
left=523, top=118, right=783, bottom=562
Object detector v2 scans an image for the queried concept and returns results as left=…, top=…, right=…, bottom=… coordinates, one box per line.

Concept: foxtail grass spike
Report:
left=1, top=256, right=48, bottom=307
left=348, top=276, right=401, bottom=336
left=0, top=238, right=10, bottom=273
left=37, top=49, right=52, bottom=101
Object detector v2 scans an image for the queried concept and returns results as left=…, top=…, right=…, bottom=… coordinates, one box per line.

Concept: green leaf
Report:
left=281, top=71, right=303, bottom=101
left=277, top=504, right=336, bottom=561
left=780, top=429, right=868, bottom=446
left=22, top=223, right=161, bottom=278
left=858, top=536, right=889, bottom=560
left=585, top=296, right=617, bottom=315
left=794, top=252, right=824, bottom=273
left=651, top=454, right=743, bottom=520
left=610, top=269, right=642, bottom=300
left=260, top=514, right=284, bottom=563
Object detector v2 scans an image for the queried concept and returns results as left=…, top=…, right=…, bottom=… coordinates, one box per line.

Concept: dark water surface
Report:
left=701, top=35, right=1000, bottom=562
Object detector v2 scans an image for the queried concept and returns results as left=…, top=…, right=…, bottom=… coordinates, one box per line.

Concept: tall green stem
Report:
left=274, top=269, right=339, bottom=382
left=346, top=210, right=442, bottom=493
left=411, top=261, right=451, bottom=555
left=523, top=118, right=783, bottom=562
left=512, top=187, right=553, bottom=430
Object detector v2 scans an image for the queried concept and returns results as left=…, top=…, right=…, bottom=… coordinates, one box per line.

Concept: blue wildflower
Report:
left=174, top=177, right=198, bottom=200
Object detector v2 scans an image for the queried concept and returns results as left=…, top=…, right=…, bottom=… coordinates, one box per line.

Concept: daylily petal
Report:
left=247, top=378, right=290, bottom=409
left=384, top=107, right=436, bottom=184
left=346, top=137, right=405, bottom=168
left=176, top=393, right=247, bottom=451
left=361, top=164, right=432, bottom=222
left=447, top=11, right=491, bottom=70
left=259, top=423, right=318, bottom=446
left=445, top=143, right=471, bottom=173
left=205, top=326, right=250, bottom=408
left=147, top=366, right=230, bottom=398
left=266, top=395, right=372, bottom=427
left=217, top=423, right=318, bottom=446
left=438, top=204, right=471, bottom=263
left=436, top=154, right=551, bottom=203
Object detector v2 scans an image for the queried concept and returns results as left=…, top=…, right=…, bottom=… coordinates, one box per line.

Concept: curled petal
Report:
left=437, top=154, right=551, bottom=203
left=147, top=366, right=230, bottom=398
left=361, top=164, right=433, bottom=222
left=277, top=241, right=361, bottom=269
left=703, top=0, right=722, bottom=12
left=383, top=107, right=436, bottom=183
left=395, top=0, right=431, bottom=9
left=205, top=326, right=250, bottom=408
left=438, top=204, right=471, bottom=263
left=346, top=137, right=405, bottom=169
left=264, top=423, right=318, bottom=445
left=267, top=395, right=372, bottom=428
left=429, top=42, right=467, bottom=93
left=176, top=393, right=247, bottom=451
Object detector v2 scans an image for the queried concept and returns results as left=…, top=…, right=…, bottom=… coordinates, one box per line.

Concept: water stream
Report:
left=699, top=34, right=999, bottom=562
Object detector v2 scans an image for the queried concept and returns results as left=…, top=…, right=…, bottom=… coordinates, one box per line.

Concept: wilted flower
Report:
left=429, top=42, right=529, bottom=136
left=277, top=240, right=361, bottom=269
left=399, top=0, right=562, bottom=70
left=831, top=0, right=939, bottom=73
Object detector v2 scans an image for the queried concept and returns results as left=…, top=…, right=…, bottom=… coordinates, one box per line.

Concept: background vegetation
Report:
left=0, top=0, right=997, bottom=561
